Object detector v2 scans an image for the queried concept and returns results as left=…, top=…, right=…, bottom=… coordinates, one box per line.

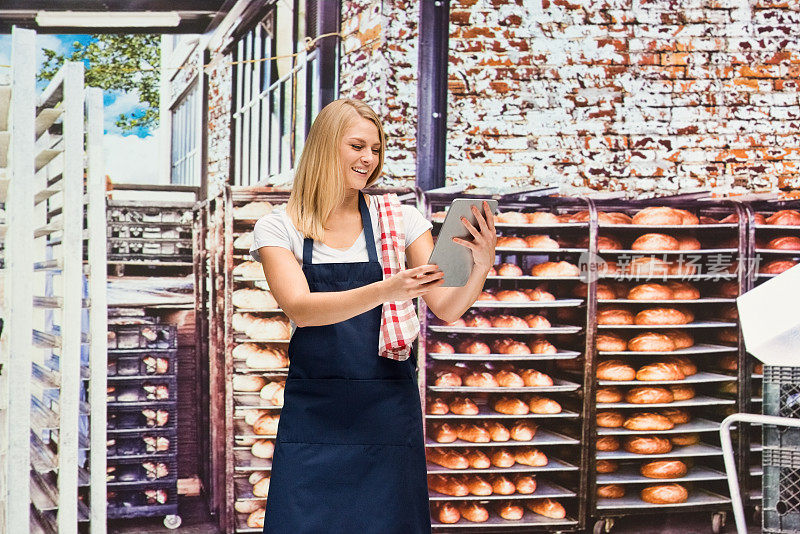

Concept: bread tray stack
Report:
left=107, top=200, right=194, bottom=266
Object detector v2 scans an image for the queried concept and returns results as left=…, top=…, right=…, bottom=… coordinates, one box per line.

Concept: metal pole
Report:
left=317, top=0, right=340, bottom=108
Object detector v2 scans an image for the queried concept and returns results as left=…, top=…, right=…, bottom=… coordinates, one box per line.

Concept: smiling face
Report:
left=339, top=116, right=382, bottom=191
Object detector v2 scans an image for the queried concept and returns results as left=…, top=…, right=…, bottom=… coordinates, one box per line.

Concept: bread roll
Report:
left=251, top=439, right=275, bottom=459
left=635, top=362, right=685, bottom=381
left=623, top=436, right=673, bottom=454
left=597, top=410, right=625, bottom=428
left=245, top=317, right=291, bottom=340
left=767, top=209, right=800, bottom=226
left=528, top=396, right=562, bottom=414
left=529, top=338, right=558, bottom=354
left=427, top=397, right=449, bottom=415
left=233, top=375, right=267, bottom=392
left=496, top=370, right=525, bottom=388
left=436, top=502, right=461, bottom=524
left=494, top=290, right=529, bottom=302
left=625, top=387, right=675, bottom=404
left=641, top=483, right=688, bottom=504
left=450, top=397, right=480, bottom=415
left=608, top=212, right=634, bottom=224
left=669, top=385, right=696, bottom=401
left=235, top=500, right=264, bottom=514
left=674, top=209, right=699, bottom=225
left=568, top=210, right=591, bottom=222
left=520, top=369, right=553, bottom=387
left=597, top=360, right=636, bottom=381
left=598, top=235, right=624, bottom=251
left=232, top=313, right=257, bottom=332
left=483, top=421, right=511, bottom=442
left=513, top=474, right=537, bottom=494
left=433, top=423, right=458, bottom=443
left=496, top=211, right=529, bottom=224
left=666, top=281, right=700, bottom=300
left=478, top=291, right=497, bottom=301
left=670, top=433, right=700, bottom=446
left=490, top=475, right=517, bottom=495
left=767, top=236, right=800, bottom=250
left=590, top=282, right=620, bottom=300
left=465, top=314, right=492, bottom=328
left=427, top=448, right=469, bottom=469
left=465, top=449, right=491, bottom=469
left=464, top=372, right=499, bottom=388
left=661, top=355, right=697, bottom=376
left=632, top=233, right=680, bottom=251
left=457, top=340, right=491, bottom=354
left=527, top=211, right=561, bottom=224
left=252, top=476, right=270, bottom=497
left=524, top=286, right=557, bottom=301
left=677, top=235, right=702, bottom=250
left=492, top=397, right=529, bottom=415
left=427, top=340, right=455, bottom=354
left=514, top=447, right=548, bottom=467
left=510, top=421, right=538, bottom=441
left=491, top=448, right=516, bottom=467
left=239, top=345, right=289, bottom=370
left=523, top=314, right=552, bottom=329
left=527, top=499, right=566, bottom=519
left=623, top=412, right=675, bottom=431
left=598, top=307, right=635, bottom=325
left=597, top=386, right=624, bottom=403
left=660, top=407, right=691, bottom=424
left=492, top=338, right=531, bottom=355
left=465, top=474, right=493, bottom=496
left=434, top=372, right=462, bottom=387
left=663, top=329, right=695, bottom=349
left=596, top=333, right=628, bottom=352
left=718, top=354, right=738, bottom=371
left=246, top=508, right=266, bottom=528
left=232, top=288, right=278, bottom=309
left=456, top=423, right=491, bottom=443
left=597, top=484, right=626, bottom=499
left=233, top=261, right=265, bottom=278
left=497, top=237, right=528, bottom=249
left=628, top=283, right=674, bottom=300
left=641, top=460, right=688, bottom=479
left=597, top=436, right=621, bottom=451
left=634, top=308, right=690, bottom=325
left=596, top=460, right=619, bottom=473
left=699, top=215, right=719, bottom=224
left=458, top=502, right=489, bottom=523
left=428, top=474, right=469, bottom=497
left=632, top=207, right=683, bottom=225
left=626, top=257, right=671, bottom=276
left=525, top=234, right=560, bottom=249
left=530, top=261, right=580, bottom=277
left=760, top=260, right=798, bottom=274
left=628, top=332, right=676, bottom=352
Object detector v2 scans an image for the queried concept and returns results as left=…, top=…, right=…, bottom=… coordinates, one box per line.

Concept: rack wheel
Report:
left=711, top=511, right=725, bottom=534
left=593, top=518, right=614, bottom=534
left=164, top=515, right=182, bottom=529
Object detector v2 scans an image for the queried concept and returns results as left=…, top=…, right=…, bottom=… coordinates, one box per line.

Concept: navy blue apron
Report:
left=263, top=192, right=431, bottom=533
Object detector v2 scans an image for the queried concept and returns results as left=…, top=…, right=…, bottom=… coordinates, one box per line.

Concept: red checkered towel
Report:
left=374, top=193, right=420, bottom=361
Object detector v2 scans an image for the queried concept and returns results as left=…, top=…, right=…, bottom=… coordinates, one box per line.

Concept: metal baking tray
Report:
left=234, top=393, right=284, bottom=409
left=426, top=428, right=580, bottom=448
left=486, top=275, right=582, bottom=282
left=428, top=378, right=580, bottom=394
left=470, top=299, right=584, bottom=309
left=233, top=362, right=289, bottom=375
left=234, top=513, right=263, bottom=533
left=600, top=274, right=738, bottom=281
left=750, top=465, right=763, bottom=477
left=597, top=321, right=736, bottom=330
left=430, top=510, right=578, bottom=529
left=234, top=337, right=290, bottom=344
left=233, top=276, right=267, bottom=283
left=599, top=223, right=738, bottom=230
left=425, top=457, right=578, bottom=475
left=598, top=298, right=736, bottom=304
left=751, top=442, right=763, bottom=453
left=496, top=247, right=587, bottom=254
left=427, top=350, right=581, bottom=362
left=234, top=420, right=277, bottom=440
left=233, top=307, right=282, bottom=313
left=596, top=418, right=720, bottom=436
left=600, top=248, right=737, bottom=255
left=428, top=479, right=576, bottom=502
left=234, top=448, right=273, bottom=472
left=597, top=394, right=734, bottom=409
left=428, top=325, right=582, bottom=335
left=754, top=224, right=800, bottom=231
left=597, top=442, right=722, bottom=460
left=755, top=248, right=800, bottom=255
left=597, top=371, right=736, bottom=386
left=235, top=479, right=270, bottom=501
left=493, top=221, right=587, bottom=229
left=597, top=464, right=727, bottom=485
left=598, top=343, right=737, bottom=356
left=751, top=397, right=762, bottom=404
left=756, top=273, right=790, bottom=279
left=426, top=405, right=579, bottom=420
left=596, top=488, right=730, bottom=511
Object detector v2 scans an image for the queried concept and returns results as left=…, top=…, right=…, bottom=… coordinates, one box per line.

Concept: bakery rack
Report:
left=421, top=187, right=590, bottom=532
left=742, top=197, right=800, bottom=532
left=584, top=195, right=748, bottom=534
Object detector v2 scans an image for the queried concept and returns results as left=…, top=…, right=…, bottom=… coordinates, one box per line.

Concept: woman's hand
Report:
left=380, top=264, right=444, bottom=301
left=453, top=201, right=497, bottom=273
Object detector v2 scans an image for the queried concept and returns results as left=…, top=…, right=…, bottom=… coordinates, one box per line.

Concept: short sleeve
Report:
left=250, top=211, right=293, bottom=262
left=401, top=204, right=433, bottom=247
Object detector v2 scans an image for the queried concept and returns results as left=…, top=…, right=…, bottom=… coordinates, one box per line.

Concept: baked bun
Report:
left=496, top=370, right=525, bottom=388
left=674, top=209, right=699, bottom=225
left=457, top=340, right=491, bottom=354
left=624, top=435, right=673, bottom=454
left=232, top=289, right=278, bottom=309
left=596, top=460, right=619, bottom=473
left=598, top=235, right=624, bottom=251
left=427, top=397, right=449, bottom=415
left=520, top=369, right=554, bottom=387
left=495, top=289, right=529, bottom=302
left=632, top=233, right=679, bottom=251
left=497, top=237, right=528, bottom=249
left=635, top=308, right=690, bottom=326
left=491, top=448, right=516, bottom=468
left=456, top=423, right=492, bottom=443
left=635, top=362, right=685, bottom=381
left=597, top=360, right=636, bottom=381
left=597, top=484, right=626, bottom=499
left=528, top=396, right=562, bottom=414
left=597, top=436, right=621, bottom=451
left=716, top=328, right=739, bottom=344
left=597, top=386, right=624, bottom=403
left=597, top=410, right=625, bottom=428
left=718, top=355, right=738, bottom=371
left=531, top=261, right=581, bottom=277
left=525, top=234, right=560, bottom=249
left=451, top=397, right=480, bottom=415
left=628, top=283, right=673, bottom=300
left=432, top=423, right=458, bottom=443
left=641, top=483, right=688, bottom=504
left=464, top=372, right=499, bottom=388
left=677, top=235, right=702, bottom=250
left=669, top=385, right=696, bottom=401
left=465, top=314, right=491, bottom=328
left=666, top=282, right=700, bottom=300
left=428, top=475, right=469, bottom=497
left=434, top=372, right=462, bottom=387
left=626, top=257, right=671, bottom=276
left=596, top=333, right=628, bottom=352
left=568, top=210, right=591, bottom=223
left=513, top=474, right=537, bottom=494
left=661, top=355, right=697, bottom=376
left=524, top=287, right=556, bottom=301
left=233, top=375, right=267, bottom=392
left=715, top=281, right=740, bottom=298
left=767, top=209, right=800, bottom=226
left=478, top=290, right=497, bottom=301
left=607, top=212, right=634, bottom=224
left=489, top=314, right=528, bottom=329
left=427, top=448, right=469, bottom=470
left=661, top=407, right=691, bottom=424
left=663, top=329, right=695, bottom=349
left=527, top=211, right=561, bottom=224
left=496, top=211, right=529, bottom=224
left=233, top=261, right=266, bottom=278
left=496, top=263, right=524, bottom=277
left=670, top=433, right=700, bottom=446
left=493, top=397, right=530, bottom=415
left=640, top=459, right=689, bottom=480
left=527, top=499, right=566, bottom=519
left=247, top=508, right=266, bottom=528
left=465, top=449, right=491, bottom=469
left=235, top=500, right=264, bottom=514
left=529, top=338, right=558, bottom=354
left=492, top=338, right=531, bottom=355
left=625, top=387, right=675, bottom=404
left=464, top=474, right=493, bottom=495
left=510, top=421, right=539, bottom=441
left=253, top=414, right=280, bottom=435
left=593, top=282, right=621, bottom=300
left=760, top=260, right=798, bottom=274
left=628, top=332, right=676, bottom=352
left=767, top=236, right=800, bottom=250
left=428, top=340, right=455, bottom=354
left=497, top=501, right=525, bottom=520
left=436, top=502, right=461, bottom=524
left=632, top=207, right=684, bottom=225
left=698, top=215, right=719, bottom=224
left=623, top=412, right=675, bottom=431
left=514, top=447, right=549, bottom=467
left=251, top=439, right=275, bottom=459
left=524, top=314, right=552, bottom=329
left=598, top=307, right=635, bottom=325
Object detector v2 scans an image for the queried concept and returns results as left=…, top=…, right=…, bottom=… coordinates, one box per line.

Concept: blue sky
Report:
left=0, top=33, right=161, bottom=183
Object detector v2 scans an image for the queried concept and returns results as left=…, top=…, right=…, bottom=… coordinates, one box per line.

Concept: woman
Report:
left=250, top=98, right=496, bottom=533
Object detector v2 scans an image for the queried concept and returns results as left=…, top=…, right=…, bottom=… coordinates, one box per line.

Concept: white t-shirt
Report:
left=249, top=195, right=433, bottom=265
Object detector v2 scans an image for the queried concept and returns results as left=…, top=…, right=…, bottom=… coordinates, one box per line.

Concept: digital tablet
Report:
left=428, top=198, right=498, bottom=287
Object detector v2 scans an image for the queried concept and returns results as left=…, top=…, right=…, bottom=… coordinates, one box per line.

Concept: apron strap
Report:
left=302, top=191, right=379, bottom=265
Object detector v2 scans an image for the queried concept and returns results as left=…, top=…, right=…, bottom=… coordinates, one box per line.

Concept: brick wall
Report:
left=206, top=49, right=232, bottom=198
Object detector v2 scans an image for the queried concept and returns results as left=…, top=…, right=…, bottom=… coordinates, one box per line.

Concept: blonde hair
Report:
left=286, top=98, right=385, bottom=240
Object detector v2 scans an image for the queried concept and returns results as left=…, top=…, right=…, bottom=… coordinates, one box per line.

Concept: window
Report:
left=231, top=0, right=333, bottom=186
left=170, top=82, right=200, bottom=185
